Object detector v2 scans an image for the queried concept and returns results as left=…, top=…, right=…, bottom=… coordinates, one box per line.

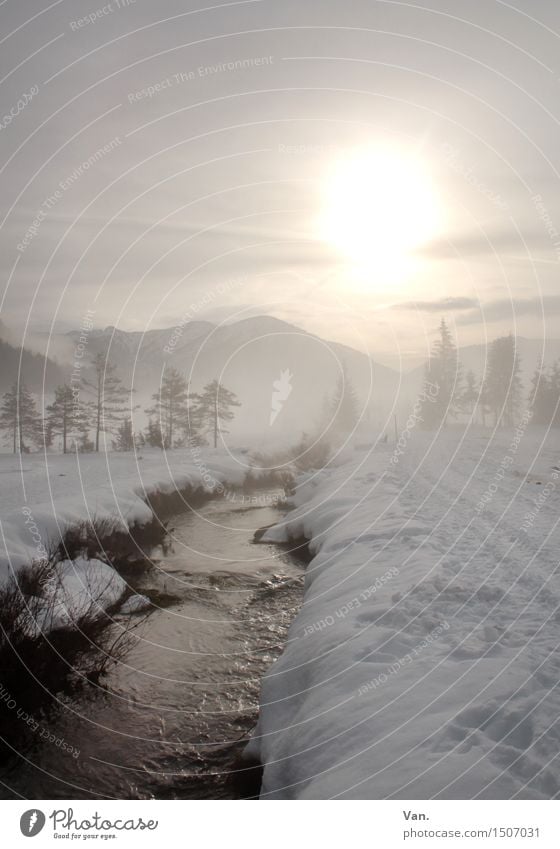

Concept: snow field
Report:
left=247, top=427, right=560, bottom=799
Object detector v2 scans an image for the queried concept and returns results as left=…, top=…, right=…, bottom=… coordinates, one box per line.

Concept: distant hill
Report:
left=53, top=316, right=404, bottom=443
left=11, top=317, right=553, bottom=441
left=0, top=337, right=65, bottom=394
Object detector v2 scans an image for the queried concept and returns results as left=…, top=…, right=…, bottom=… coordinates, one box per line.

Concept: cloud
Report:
left=392, top=297, right=479, bottom=312
left=419, top=226, right=560, bottom=261
left=456, top=295, right=560, bottom=326
left=391, top=293, right=560, bottom=329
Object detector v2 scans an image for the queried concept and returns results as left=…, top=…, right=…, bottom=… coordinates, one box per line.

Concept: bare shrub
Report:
left=0, top=557, right=147, bottom=753
left=57, top=515, right=167, bottom=572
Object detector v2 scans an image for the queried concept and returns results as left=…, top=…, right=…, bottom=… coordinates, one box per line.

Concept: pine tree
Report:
left=482, top=334, right=523, bottom=427
left=84, top=352, right=131, bottom=452
left=112, top=417, right=134, bottom=451
left=145, top=367, right=190, bottom=448
left=420, top=318, right=462, bottom=428
left=195, top=380, right=240, bottom=448
left=46, top=385, right=89, bottom=453
left=0, top=380, right=42, bottom=453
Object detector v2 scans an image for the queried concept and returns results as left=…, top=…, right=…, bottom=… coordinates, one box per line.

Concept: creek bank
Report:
left=0, top=479, right=282, bottom=766
left=0, top=487, right=307, bottom=799
left=231, top=522, right=312, bottom=796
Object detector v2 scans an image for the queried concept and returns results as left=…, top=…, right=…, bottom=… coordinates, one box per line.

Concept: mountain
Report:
left=3, top=317, right=554, bottom=442
left=54, top=316, right=403, bottom=444
left=0, top=337, right=65, bottom=394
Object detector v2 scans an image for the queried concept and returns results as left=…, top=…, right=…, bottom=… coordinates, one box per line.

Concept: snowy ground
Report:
left=247, top=424, right=560, bottom=799
left=0, top=447, right=248, bottom=583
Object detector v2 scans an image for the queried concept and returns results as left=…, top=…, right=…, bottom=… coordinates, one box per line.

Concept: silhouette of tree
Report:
left=482, top=334, right=523, bottom=427
left=84, top=352, right=132, bottom=452
left=195, top=380, right=240, bottom=448
left=420, top=319, right=462, bottom=428
left=0, top=380, right=42, bottom=453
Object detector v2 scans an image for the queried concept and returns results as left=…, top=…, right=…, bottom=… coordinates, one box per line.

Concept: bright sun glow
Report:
left=318, top=146, right=442, bottom=282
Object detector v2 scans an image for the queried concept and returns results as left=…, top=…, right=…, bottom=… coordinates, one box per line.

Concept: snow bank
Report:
left=119, top=593, right=151, bottom=614
left=247, top=426, right=560, bottom=799
left=29, top=558, right=127, bottom=634
left=0, top=447, right=248, bottom=581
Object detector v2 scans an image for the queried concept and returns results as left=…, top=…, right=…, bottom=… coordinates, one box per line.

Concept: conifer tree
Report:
left=113, top=417, right=134, bottom=451
left=84, top=352, right=131, bottom=452
left=195, top=380, right=240, bottom=448
left=46, top=384, right=89, bottom=453
left=0, top=380, right=42, bottom=453
left=144, top=418, right=165, bottom=449
left=419, top=318, right=462, bottom=428
left=482, top=334, right=523, bottom=427
left=529, top=359, right=560, bottom=426
left=145, top=367, right=190, bottom=448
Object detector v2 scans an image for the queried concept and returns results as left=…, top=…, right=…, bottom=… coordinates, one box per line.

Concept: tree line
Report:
left=0, top=352, right=240, bottom=454
left=418, top=318, right=560, bottom=428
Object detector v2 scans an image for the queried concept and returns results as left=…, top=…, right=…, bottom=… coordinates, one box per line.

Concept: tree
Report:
left=529, top=359, right=547, bottom=425
left=327, top=365, right=359, bottom=436
left=144, top=418, right=165, bottom=449
left=112, top=417, right=134, bottom=452
left=85, top=352, right=131, bottom=452
left=551, top=361, right=560, bottom=427
left=195, top=380, right=240, bottom=448
left=529, top=359, right=560, bottom=426
left=460, top=370, right=480, bottom=418
left=419, top=318, right=462, bottom=428
left=482, top=334, right=523, bottom=427
left=77, top=430, right=94, bottom=453
left=293, top=431, right=331, bottom=471
left=146, top=367, right=190, bottom=449
left=46, top=385, right=88, bottom=454
left=0, top=381, right=42, bottom=453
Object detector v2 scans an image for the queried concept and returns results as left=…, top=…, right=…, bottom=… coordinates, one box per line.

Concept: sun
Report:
left=317, top=145, right=442, bottom=281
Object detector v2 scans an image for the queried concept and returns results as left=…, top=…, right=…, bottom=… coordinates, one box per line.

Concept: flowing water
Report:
left=0, top=492, right=304, bottom=799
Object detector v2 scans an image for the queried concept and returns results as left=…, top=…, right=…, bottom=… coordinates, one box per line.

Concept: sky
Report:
left=2, top=0, right=560, bottom=368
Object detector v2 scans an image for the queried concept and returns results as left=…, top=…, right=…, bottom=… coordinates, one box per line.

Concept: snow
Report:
left=17, top=557, right=128, bottom=637
left=0, top=446, right=248, bottom=581
left=119, top=593, right=151, bottom=614
left=35, top=558, right=127, bottom=633
left=1, top=446, right=248, bottom=636
left=247, top=425, right=560, bottom=799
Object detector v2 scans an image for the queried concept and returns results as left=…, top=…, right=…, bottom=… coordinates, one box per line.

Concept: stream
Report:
left=0, top=491, right=304, bottom=799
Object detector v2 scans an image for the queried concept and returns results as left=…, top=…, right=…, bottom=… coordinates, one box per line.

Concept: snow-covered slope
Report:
left=247, top=425, right=560, bottom=799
